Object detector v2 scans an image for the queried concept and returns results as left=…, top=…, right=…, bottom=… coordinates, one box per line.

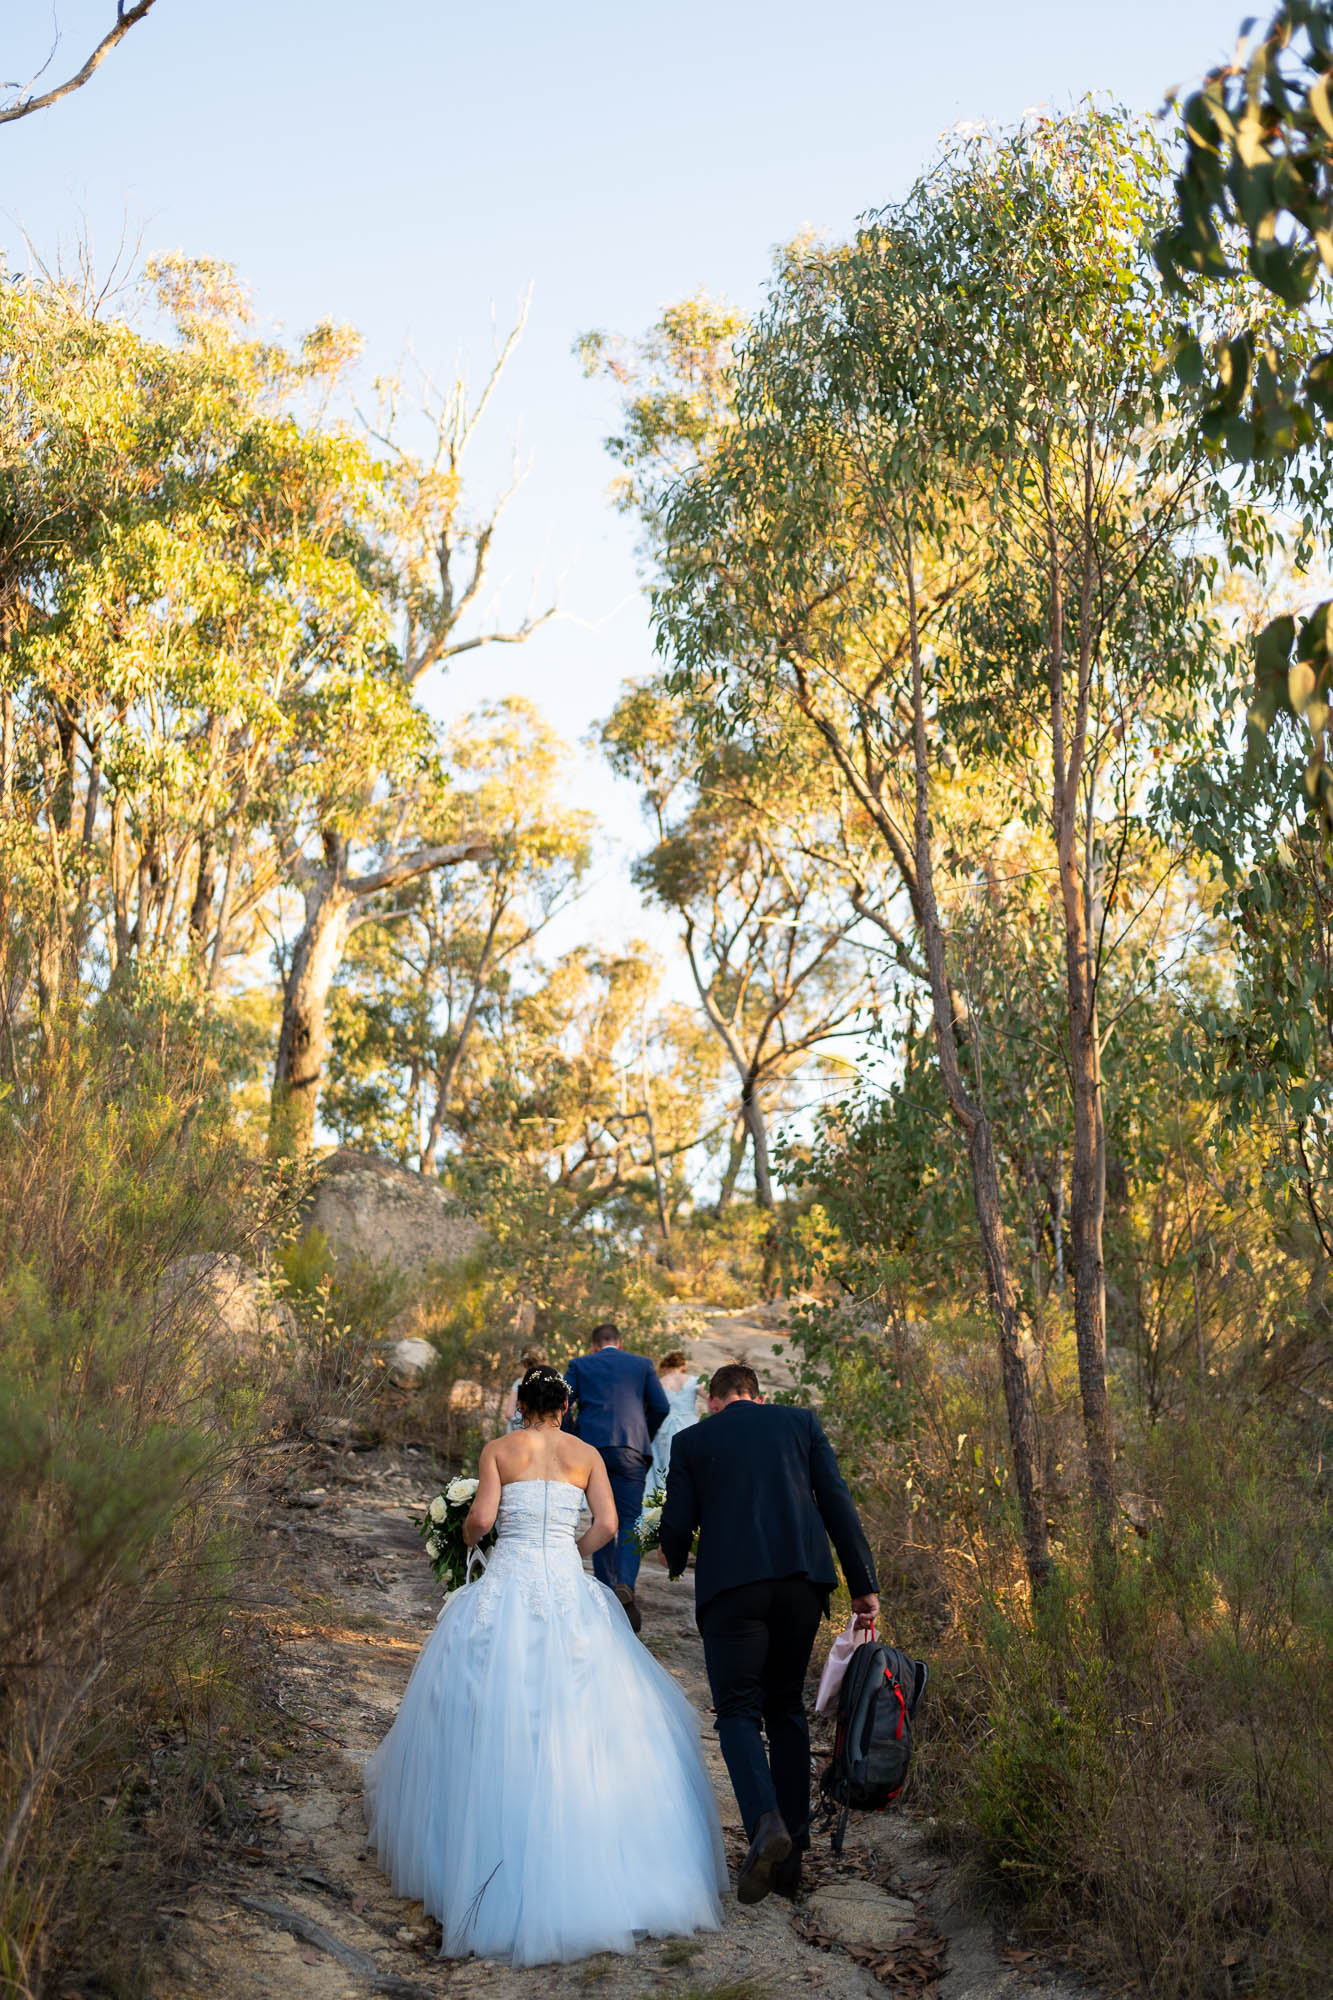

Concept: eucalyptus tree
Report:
left=0, top=261, right=350, bottom=1042
left=604, top=681, right=875, bottom=1212
left=0, top=259, right=551, bottom=1155
left=904, top=111, right=1226, bottom=1534
left=648, top=110, right=1226, bottom=1574
left=324, top=698, right=593, bottom=1170
left=645, top=252, right=1052, bottom=1584
left=449, top=943, right=725, bottom=1228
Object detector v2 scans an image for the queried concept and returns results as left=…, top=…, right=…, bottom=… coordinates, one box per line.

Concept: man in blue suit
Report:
left=564, top=1322, right=668, bottom=1632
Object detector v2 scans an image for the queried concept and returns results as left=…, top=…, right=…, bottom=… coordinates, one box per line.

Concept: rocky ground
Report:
left=150, top=1312, right=1097, bottom=2000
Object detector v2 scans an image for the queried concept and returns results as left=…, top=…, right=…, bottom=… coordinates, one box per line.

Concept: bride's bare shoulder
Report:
left=558, top=1434, right=600, bottom=1482
left=487, top=1432, right=529, bottom=1474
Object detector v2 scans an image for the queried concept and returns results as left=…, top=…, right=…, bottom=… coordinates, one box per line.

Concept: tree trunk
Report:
left=1059, top=875, right=1116, bottom=1530
left=269, top=871, right=354, bottom=1159
left=902, top=520, right=1050, bottom=1593
left=715, top=1115, right=747, bottom=1214
left=1048, top=501, right=1116, bottom=1540
left=742, top=1084, right=775, bottom=1211
left=188, top=831, right=215, bottom=959
left=270, top=831, right=489, bottom=1160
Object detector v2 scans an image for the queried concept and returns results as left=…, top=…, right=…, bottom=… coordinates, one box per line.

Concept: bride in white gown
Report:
left=364, top=1365, right=727, bottom=1967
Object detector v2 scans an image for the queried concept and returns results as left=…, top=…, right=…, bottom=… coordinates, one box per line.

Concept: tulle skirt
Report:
left=364, top=1552, right=727, bottom=1966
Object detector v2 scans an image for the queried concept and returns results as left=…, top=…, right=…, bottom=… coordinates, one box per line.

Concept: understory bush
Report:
left=658, top=1206, right=772, bottom=1307
left=397, top=1159, right=667, bottom=1451
left=941, top=1407, right=1332, bottom=1999
left=0, top=994, right=284, bottom=1998
left=801, top=1288, right=1331, bottom=1999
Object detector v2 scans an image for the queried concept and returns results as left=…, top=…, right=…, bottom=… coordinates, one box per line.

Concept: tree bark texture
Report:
left=742, top=1084, right=775, bottom=1212
left=269, top=832, right=489, bottom=1159
left=269, top=874, right=354, bottom=1159
left=1046, top=479, right=1116, bottom=1532
left=1056, top=826, right=1116, bottom=1528
left=902, top=522, right=1050, bottom=1593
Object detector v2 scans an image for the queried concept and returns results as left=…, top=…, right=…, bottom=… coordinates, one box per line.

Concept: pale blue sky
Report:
left=6, top=0, right=1246, bottom=958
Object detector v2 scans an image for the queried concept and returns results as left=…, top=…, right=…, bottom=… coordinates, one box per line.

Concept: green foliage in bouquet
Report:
left=632, top=1481, right=695, bottom=1579
left=414, top=1476, right=494, bottom=1590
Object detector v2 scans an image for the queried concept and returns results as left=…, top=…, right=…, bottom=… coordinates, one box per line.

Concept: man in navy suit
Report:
left=659, top=1362, right=879, bottom=1906
left=564, top=1322, right=668, bottom=1632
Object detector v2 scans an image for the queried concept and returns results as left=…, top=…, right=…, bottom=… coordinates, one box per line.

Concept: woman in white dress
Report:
left=364, top=1365, right=726, bottom=1967
left=499, top=1346, right=547, bottom=1432
left=646, top=1349, right=704, bottom=1497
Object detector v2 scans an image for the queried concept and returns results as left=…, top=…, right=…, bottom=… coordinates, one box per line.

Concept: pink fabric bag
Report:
left=815, top=1616, right=874, bottom=1713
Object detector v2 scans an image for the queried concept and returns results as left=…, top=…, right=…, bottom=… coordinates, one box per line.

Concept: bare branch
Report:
left=348, top=834, right=491, bottom=901
left=1, top=2, right=161, bottom=126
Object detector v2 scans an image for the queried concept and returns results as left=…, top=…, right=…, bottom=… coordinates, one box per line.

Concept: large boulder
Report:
left=386, top=1336, right=439, bottom=1388
left=298, top=1149, right=482, bottom=1273
left=158, top=1252, right=296, bottom=1366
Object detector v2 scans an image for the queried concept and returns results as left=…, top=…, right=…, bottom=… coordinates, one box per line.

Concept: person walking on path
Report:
left=500, top=1347, right=548, bottom=1432
left=564, top=1322, right=669, bottom=1633
left=658, top=1363, right=878, bottom=1906
left=645, top=1349, right=704, bottom=1496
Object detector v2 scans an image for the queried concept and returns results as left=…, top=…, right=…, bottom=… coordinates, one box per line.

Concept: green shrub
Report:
left=273, top=1224, right=410, bottom=1433
left=396, top=1160, right=667, bottom=1450
left=659, top=1207, right=771, bottom=1307
left=0, top=993, right=284, bottom=1997
left=928, top=1409, right=1332, bottom=1999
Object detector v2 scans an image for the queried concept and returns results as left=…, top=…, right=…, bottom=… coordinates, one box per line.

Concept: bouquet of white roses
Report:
left=414, top=1474, right=493, bottom=1590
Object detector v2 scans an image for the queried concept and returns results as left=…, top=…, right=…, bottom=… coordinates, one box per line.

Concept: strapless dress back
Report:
left=364, top=1479, right=725, bottom=1966
left=648, top=1376, right=701, bottom=1493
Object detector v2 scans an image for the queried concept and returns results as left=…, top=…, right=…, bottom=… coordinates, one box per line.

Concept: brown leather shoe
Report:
left=613, top=1584, right=642, bottom=1634
left=736, top=1810, right=792, bottom=1905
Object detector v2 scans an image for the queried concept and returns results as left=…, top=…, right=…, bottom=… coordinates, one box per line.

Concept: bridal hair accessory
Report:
left=516, top=1365, right=569, bottom=1417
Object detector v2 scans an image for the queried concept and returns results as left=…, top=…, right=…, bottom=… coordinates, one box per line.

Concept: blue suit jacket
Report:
left=563, top=1347, right=669, bottom=1461
left=659, top=1400, right=877, bottom=1615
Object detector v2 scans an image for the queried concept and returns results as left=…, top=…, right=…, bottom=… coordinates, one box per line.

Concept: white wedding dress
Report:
left=647, top=1374, right=702, bottom=1495
left=364, top=1478, right=727, bottom=1966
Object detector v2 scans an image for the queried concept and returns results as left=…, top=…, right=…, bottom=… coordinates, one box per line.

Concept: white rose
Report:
left=446, top=1477, right=479, bottom=1506
left=425, top=1535, right=441, bottom=1560
left=640, top=1506, right=662, bottom=1530
left=428, top=1496, right=447, bottom=1523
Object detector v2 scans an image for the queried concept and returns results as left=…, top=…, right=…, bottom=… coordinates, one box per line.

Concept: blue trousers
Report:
left=593, top=1447, right=649, bottom=1591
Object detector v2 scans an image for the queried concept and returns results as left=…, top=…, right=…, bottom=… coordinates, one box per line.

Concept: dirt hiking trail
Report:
left=154, top=1312, right=1098, bottom=2000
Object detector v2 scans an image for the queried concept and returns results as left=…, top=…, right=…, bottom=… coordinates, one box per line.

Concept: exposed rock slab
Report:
left=807, top=1880, right=916, bottom=1951
left=157, top=1252, right=296, bottom=1365
left=299, top=1149, right=481, bottom=1273
left=386, top=1336, right=438, bottom=1389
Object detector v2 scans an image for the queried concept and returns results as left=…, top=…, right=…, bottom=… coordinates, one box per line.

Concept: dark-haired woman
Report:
left=364, top=1365, right=725, bottom=1966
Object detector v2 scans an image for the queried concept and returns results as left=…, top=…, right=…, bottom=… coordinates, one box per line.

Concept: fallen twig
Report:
left=229, top=1893, right=429, bottom=1997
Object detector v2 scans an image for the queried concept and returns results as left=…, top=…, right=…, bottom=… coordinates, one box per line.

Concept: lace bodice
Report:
left=474, top=1479, right=600, bottom=1627
left=495, top=1478, right=586, bottom=1547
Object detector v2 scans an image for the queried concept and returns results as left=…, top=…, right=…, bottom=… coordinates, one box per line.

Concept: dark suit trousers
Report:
left=698, top=1575, right=824, bottom=1847
left=594, top=1446, right=650, bottom=1591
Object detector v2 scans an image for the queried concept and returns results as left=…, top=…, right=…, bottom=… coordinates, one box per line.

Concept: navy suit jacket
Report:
left=659, top=1400, right=877, bottom=1615
left=563, top=1346, right=669, bottom=1461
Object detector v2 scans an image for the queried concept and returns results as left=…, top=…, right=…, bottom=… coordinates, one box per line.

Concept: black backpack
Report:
left=820, top=1640, right=916, bottom=1855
